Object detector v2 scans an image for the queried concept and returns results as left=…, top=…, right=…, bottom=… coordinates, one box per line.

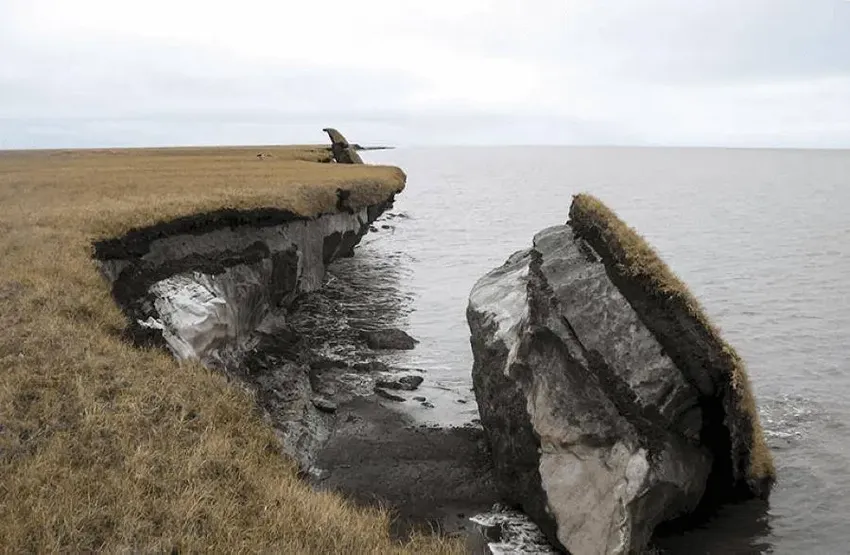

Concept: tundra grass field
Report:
left=0, top=146, right=460, bottom=553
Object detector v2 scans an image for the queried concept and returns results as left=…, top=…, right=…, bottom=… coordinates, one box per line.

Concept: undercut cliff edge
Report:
left=85, top=133, right=498, bottom=551
left=2, top=138, right=477, bottom=552
left=91, top=132, right=401, bottom=472
left=94, top=199, right=392, bottom=468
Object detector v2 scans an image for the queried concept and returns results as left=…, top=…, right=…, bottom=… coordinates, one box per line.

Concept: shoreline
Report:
left=0, top=143, right=463, bottom=553
left=1, top=142, right=785, bottom=553
left=83, top=145, right=502, bottom=547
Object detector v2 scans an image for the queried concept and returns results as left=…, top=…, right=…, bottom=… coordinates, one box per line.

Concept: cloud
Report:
left=1, top=0, right=849, bottom=147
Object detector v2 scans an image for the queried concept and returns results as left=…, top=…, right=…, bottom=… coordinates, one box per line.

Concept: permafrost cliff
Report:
left=96, top=202, right=390, bottom=366
left=468, top=194, right=775, bottom=554
left=92, top=131, right=400, bottom=469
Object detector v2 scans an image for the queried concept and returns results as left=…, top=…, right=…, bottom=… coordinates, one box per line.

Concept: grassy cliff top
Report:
left=0, top=146, right=406, bottom=240
left=569, top=193, right=775, bottom=489
left=0, top=147, right=456, bottom=553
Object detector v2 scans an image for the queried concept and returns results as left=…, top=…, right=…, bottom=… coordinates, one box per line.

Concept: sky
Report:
left=1, top=0, right=849, bottom=148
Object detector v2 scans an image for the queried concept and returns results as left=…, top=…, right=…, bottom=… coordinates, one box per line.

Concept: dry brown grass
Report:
left=0, top=146, right=461, bottom=553
left=569, top=193, right=775, bottom=485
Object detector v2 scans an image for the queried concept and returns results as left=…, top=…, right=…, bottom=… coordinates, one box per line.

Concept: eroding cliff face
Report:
left=93, top=200, right=394, bottom=469
left=96, top=202, right=388, bottom=366
left=469, top=225, right=712, bottom=554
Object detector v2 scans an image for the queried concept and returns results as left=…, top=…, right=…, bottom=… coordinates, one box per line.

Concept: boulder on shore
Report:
left=467, top=194, right=775, bottom=555
left=376, top=374, right=424, bottom=391
left=361, top=328, right=418, bottom=351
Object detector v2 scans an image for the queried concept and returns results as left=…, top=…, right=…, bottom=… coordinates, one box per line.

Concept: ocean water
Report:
left=347, top=146, right=850, bottom=554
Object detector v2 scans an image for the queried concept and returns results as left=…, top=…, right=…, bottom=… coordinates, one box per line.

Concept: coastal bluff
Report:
left=91, top=133, right=403, bottom=471
left=467, top=194, right=775, bottom=554
left=0, top=134, right=464, bottom=553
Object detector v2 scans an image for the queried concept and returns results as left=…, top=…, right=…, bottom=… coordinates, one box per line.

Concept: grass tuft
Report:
left=0, top=146, right=460, bottom=553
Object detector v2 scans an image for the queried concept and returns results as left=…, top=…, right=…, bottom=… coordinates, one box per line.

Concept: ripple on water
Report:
left=354, top=147, right=850, bottom=553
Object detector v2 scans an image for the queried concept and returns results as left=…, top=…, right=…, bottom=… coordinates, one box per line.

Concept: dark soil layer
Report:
left=93, top=207, right=304, bottom=260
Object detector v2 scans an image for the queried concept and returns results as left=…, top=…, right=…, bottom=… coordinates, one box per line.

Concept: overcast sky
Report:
left=1, top=0, right=849, bottom=148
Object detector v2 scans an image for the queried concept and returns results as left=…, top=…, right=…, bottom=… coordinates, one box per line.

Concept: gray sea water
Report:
left=344, top=146, right=850, bottom=554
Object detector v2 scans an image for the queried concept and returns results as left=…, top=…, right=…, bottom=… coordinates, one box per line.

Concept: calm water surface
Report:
left=349, top=146, right=850, bottom=554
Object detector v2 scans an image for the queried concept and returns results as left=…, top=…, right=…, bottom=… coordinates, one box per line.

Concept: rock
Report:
left=467, top=195, right=774, bottom=555
left=352, top=360, right=391, bottom=373
left=361, top=329, right=418, bottom=350
left=375, top=387, right=406, bottom=402
left=421, top=401, right=434, bottom=409
left=399, top=376, right=424, bottom=389
left=322, top=127, right=364, bottom=164
left=309, top=356, right=349, bottom=371
left=312, top=396, right=338, bottom=414
left=376, top=375, right=424, bottom=391
left=413, top=396, right=427, bottom=402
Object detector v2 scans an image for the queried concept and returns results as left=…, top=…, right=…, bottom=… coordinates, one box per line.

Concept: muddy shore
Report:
left=312, top=396, right=498, bottom=550
left=185, top=212, right=508, bottom=549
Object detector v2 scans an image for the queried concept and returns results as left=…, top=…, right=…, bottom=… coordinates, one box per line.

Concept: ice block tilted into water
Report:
left=323, top=127, right=364, bottom=164
left=467, top=193, right=775, bottom=555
